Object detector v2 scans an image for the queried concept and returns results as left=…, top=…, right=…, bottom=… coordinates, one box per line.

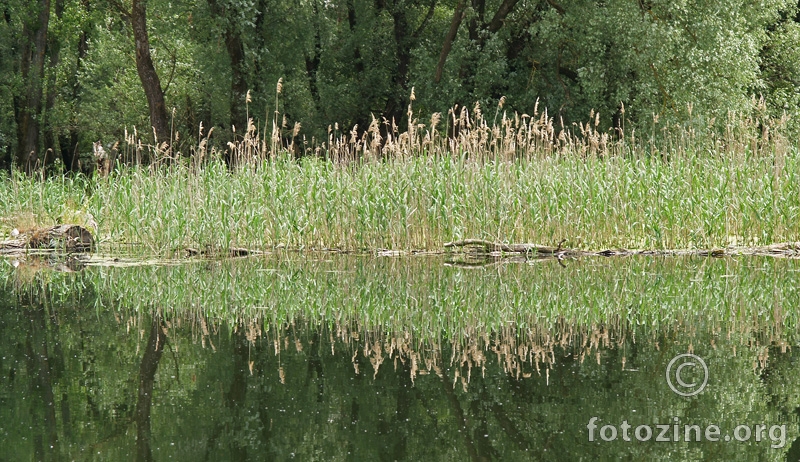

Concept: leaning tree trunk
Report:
left=131, top=0, right=170, bottom=153
left=435, top=0, right=467, bottom=83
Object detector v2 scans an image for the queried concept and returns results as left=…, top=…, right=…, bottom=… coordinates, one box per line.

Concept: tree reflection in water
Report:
left=1, top=254, right=800, bottom=460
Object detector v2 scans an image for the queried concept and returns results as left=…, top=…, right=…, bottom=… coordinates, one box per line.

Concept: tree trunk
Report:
left=0, top=12, right=10, bottom=171
left=456, top=0, right=485, bottom=91
left=435, top=0, right=467, bottom=83
left=25, top=305, right=60, bottom=459
left=131, top=0, right=170, bottom=151
left=207, top=0, right=249, bottom=167
left=225, top=328, right=249, bottom=459
left=434, top=0, right=519, bottom=87
left=1, top=145, right=11, bottom=173
left=346, top=0, right=365, bottom=74
left=486, top=0, right=520, bottom=33
left=468, top=0, right=486, bottom=42
left=43, top=0, right=66, bottom=169
left=304, top=0, right=324, bottom=113
left=383, top=8, right=413, bottom=126
left=226, top=29, right=247, bottom=135
left=15, top=0, right=51, bottom=173
left=63, top=12, right=90, bottom=172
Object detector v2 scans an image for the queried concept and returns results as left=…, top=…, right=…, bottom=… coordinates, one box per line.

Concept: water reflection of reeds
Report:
left=150, top=313, right=793, bottom=390
left=5, top=255, right=800, bottom=462
left=3, top=252, right=799, bottom=387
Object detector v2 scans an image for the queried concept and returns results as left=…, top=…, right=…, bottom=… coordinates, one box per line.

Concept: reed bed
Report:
left=0, top=97, right=798, bottom=255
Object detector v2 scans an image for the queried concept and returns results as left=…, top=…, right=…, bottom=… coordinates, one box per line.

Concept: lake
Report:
left=1, top=253, right=799, bottom=460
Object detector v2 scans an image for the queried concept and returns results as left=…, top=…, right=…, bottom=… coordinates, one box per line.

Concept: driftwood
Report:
left=184, top=246, right=257, bottom=257
left=444, top=239, right=800, bottom=259
left=444, top=239, right=571, bottom=255
left=0, top=225, right=95, bottom=254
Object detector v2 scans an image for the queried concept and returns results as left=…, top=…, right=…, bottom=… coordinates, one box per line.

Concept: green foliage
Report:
left=0, top=0, right=22, bottom=166
left=0, top=0, right=799, bottom=166
left=484, top=0, right=794, bottom=129
left=78, top=15, right=151, bottom=142
left=761, top=21, right=800, bottom=132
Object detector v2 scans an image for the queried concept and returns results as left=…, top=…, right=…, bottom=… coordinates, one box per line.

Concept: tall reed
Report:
left=0, top=96, right=797, bottom=255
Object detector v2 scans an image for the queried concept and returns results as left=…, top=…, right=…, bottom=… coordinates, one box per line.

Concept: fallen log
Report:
left=444, top=238, right=569, bottom=255
left=184, top=246, right=256, bottom=257
left=444, top=239, right=800, bottom=259
left=0, top=224, right=94, bottom=253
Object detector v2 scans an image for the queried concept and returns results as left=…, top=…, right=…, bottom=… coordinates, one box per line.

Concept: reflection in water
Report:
left=135, top=316, right=166, bottom=462
left=1, top=255, right=799, bottom=460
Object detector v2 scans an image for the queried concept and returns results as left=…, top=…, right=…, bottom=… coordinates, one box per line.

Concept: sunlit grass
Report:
left=1, top=150, right=799, bottom=255
left=1, top=97, right=798, bottom=255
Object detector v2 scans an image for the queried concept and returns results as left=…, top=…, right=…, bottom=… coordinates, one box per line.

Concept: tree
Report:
left=135, top=314, right=166, bottom=461
left=3, top=0, right=796, bottom=165
left=760, top=19, right=800, bottom=132
left=207, top=0, right=248, bottom=134
left=14, top=0, right=51, bottom=173
left=0, top=4, right=15, bottom=171
left=131, top=0, right=170, bottom=150
left=434, top=0, right=519, bottom=88
left=207, top=0, right=252, bottom=167
left=377, top=0, right=437, bottom=126
left=61, top=0, right=93, bottom=172
left=110, top=0, right=171, bottom=152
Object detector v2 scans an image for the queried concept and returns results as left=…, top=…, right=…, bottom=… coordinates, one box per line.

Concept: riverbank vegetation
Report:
left=1, top=99, right=798, bottom=254
left=1, top=0, right=799, bottom=172
left=2, top=1, right=799, bottom=255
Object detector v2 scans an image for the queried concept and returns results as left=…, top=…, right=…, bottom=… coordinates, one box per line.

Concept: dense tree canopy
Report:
left=0, top=0, right=798, bottom=171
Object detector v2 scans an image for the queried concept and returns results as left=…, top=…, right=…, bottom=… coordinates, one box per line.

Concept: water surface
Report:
left=1, top=254, right=799, bottom=460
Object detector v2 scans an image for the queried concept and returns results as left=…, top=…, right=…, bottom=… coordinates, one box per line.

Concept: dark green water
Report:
left=1, top=254, right=800, bottom=460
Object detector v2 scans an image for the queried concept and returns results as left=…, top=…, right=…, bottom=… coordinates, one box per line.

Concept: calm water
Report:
left=1, top=254, right=800, bottom=461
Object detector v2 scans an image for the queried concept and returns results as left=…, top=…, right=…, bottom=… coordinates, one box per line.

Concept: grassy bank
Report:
left=2, top=100, right=799, bottom=254
left=2, top=149, right=800, bottom=254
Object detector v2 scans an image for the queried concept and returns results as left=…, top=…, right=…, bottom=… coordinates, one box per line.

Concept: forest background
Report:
left=1, top=0, right=800, bottom=173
